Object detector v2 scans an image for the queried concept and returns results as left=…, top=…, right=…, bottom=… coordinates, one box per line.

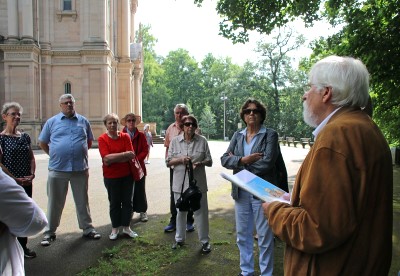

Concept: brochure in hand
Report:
left=220, top=169, right=290, bottom=203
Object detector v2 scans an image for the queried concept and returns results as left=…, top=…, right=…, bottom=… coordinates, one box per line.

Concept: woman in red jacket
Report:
left=98, top=113, right=138, bottom=240
left=121, top=113, right=149, bottom=222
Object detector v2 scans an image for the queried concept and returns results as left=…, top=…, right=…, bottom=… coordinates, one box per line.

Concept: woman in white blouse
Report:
left=166, top=115, right=213, bottom=253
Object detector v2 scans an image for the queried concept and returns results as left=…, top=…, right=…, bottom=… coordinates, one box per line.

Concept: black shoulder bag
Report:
left=176, top=160, right=202, bottom=212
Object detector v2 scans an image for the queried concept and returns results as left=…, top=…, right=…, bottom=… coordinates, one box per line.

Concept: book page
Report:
left=220, top=169, right=290, bottom=203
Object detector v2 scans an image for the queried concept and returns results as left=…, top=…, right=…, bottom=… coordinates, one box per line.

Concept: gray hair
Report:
left=59, top=94, right=76, bottom=103
left=2, top=102, right=23, bottom=115
left=102, top=113, right=119, bottom=126
left=173, top=103, right=189, bottom=114
left=309, top=56, right=369, bottom=108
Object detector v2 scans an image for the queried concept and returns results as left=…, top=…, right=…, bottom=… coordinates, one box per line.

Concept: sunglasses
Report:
left=183, top=122, right=197, bottom=127
left=243, top=108, right=260, bottom=115
left=7, top=112, right=21, bottom=117
left=126, top=119, right=135, bottom=122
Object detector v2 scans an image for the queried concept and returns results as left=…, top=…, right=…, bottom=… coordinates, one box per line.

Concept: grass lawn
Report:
left=79, top=166, right=400, bottom=275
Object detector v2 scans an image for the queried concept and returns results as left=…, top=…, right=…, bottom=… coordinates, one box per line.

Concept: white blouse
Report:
left=0, top=168, right=47, bottom=276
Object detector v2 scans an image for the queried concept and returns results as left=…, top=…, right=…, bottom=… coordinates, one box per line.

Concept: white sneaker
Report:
left=140, top=212, right=148, bottom=222
left=123, top=228, right=138, bottom=238
left=109, top=232, right=118, bottom=240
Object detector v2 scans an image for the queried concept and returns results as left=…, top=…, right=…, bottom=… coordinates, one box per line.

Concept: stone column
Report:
left=21, top=0, right=34, bottom=43
left=133, top=60, right=142, bottom=116
left=130, top=0, right=137, bottom=43
left=120, top=0, right=130, bottom=61
left=7, top=0, right=19, bottom=42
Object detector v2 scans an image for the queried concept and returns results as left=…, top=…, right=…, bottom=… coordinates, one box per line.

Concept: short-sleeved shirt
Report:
left=164, top=122, right=182, bottom=148
left=38, top=112, right=94, bottom=172
left=0, top=133, right=32, bottom=177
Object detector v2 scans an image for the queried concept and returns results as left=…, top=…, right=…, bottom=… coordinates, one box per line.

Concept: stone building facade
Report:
left=0, top=0, right=143, bottom=147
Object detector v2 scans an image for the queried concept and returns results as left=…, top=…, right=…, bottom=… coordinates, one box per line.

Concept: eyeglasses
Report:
left=175, top=112, right=187, bottom=115
left=61, top=101, right=74, bottom=105
left=303, top=83, right=320, bottom=93
left=126, top=119, right=135, bottom=123
left=183, top=122, right=197, bottom=127
left=7, top=112, right=21, bottom=117
left=243, top=108, right=260, bottom=115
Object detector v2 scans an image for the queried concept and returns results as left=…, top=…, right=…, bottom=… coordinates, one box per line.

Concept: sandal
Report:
left=83, top=230, right=101, bottom=239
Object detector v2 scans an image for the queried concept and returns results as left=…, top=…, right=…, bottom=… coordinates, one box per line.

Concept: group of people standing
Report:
left=0, top=55, right=394, bottom=276
left=0, top=94, right=154, bottom=269
left=98, top=111, right=151, bottom=240
left=167, top=55, right=392, bottom=276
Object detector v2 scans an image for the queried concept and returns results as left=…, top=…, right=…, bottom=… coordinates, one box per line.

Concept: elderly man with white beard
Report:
left=262, top=56, right=392, bottom=276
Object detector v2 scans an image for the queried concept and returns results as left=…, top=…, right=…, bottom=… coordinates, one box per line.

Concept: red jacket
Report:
left=122, top=127, right=148, bottom=176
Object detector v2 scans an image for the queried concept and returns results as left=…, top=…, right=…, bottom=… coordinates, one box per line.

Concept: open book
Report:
left=220, top=169, right=290, bottom=203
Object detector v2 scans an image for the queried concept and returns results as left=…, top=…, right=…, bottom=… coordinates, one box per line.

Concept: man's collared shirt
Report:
left=164, top=122, right=183, bottom=148
left=38, top=112, right=94, bottom=172
left=312, top=107, right=341, bottom=138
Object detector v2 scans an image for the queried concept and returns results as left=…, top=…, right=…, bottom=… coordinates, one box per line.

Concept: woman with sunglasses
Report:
left=166, top=115, right=213, bottom=253
left=0, top=102, right=37, bottom=258
left=221, top=98, right=281, bottom=276
left=121, top=113, right=149, bottom=222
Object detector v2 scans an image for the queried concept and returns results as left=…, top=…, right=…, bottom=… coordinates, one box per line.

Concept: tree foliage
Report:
left=138, top=25, right=333, bottom=141
left=193, top=0, right=400, bottom=145
left=199, top=103, right=217, bottom=139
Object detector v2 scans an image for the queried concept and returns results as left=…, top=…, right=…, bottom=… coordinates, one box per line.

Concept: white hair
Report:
left=309, top=56, right=370, bottom=108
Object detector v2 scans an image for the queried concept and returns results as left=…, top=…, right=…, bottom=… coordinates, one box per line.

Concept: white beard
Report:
left=303, top=101, right=319, bottom=128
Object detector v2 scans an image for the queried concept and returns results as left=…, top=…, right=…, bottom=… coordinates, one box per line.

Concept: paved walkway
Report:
left=23, top=142, right=310, bottom=275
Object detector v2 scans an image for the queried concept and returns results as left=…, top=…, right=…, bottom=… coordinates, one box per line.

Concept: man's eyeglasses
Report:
left=243, top=108, right=260, bottom=115
left=61, top=101, right=74, bottom=105
left=126, top=119, right=135, bottom=123
left=7, top=112, right=21, bottom=117
left=183, top=122, right=197, bottom=127
left=175, top=112, right=187, bottom=115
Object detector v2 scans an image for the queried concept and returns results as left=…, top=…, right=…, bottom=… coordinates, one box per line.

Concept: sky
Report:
left=135, top=0, right=337, bottom=65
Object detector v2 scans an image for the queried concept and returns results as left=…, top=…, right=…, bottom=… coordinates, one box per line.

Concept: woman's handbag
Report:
left=129, top=156, right=144, bottom=181
left=176, top=160, right=202, bottom=212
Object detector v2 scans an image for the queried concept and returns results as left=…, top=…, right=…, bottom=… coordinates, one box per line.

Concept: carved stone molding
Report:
left=53, top=57, right=81, bottom=64
left=56, top=10, right=78, bottom=22
left=5, top=53, right=31, bottom=59
left=131, top=0, right=138, bottom=14
left=85, top=56, right=104, bottom=63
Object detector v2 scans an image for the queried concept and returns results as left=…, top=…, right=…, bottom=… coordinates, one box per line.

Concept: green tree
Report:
left=199, top=55, right=243, bottom=139
left=199, top=103, right=217, bottom=139
left=162, top=49, right=203, bottom=126
left=138, top=25, right=170, bottom=131
left=194, top=0, right=400, bottom=145
left=253, top=28, right=306, bottom=133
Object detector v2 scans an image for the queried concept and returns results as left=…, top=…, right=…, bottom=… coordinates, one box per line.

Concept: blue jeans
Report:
left=235, top=189, right=274, bottom=276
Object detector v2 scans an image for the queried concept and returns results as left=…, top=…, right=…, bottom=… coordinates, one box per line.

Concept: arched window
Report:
left=64, top=82, right=71, bottom=94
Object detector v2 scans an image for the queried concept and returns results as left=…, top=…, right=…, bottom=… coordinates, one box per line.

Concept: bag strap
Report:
left=180, top=165, right=189, bottom=195
left=187, top=159, right=197, bottom=187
